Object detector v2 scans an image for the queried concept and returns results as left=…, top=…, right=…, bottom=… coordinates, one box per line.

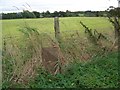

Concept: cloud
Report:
left=0, top=0, right=118, bottom=13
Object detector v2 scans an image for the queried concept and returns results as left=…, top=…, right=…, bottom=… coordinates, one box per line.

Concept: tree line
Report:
left=2, top=10, right=108, bottom=19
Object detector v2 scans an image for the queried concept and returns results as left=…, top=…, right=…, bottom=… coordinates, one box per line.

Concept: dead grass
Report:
left=2, top=26, right=117, bottom=87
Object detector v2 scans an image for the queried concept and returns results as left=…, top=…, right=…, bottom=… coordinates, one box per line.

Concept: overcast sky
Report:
left=0, top=0, right=118, bottom=13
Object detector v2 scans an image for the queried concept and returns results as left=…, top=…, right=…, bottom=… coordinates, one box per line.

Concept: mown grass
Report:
left=2, top=17, right=114, bottom=36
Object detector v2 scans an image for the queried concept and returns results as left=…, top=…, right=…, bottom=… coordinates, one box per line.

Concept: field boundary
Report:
left=0, top=13, right=2, bottom=89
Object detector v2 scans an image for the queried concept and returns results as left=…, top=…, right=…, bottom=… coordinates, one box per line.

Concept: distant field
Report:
left=2, top=17, right=114, bottom=37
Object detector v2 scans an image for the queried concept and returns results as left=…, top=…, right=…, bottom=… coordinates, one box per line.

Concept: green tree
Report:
left=45, top=10, right=51, bottom=17
left=53, top=11, right=59, bottom=17
left=32, top=11, right=40, bottom=18
left=22, top=10, right=35, bottom=18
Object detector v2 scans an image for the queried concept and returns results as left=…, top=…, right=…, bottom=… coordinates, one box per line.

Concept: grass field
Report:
left=2, top=17, right=114, bottom=36
left=2, top=17, right=118, bottom=88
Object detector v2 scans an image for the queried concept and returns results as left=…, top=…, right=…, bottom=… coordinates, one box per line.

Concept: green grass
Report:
left=2, top=17, right=114, bottom=37
left=2, top=17, right=117, bottom=88
left=2, top=49, right=118, bottom=88
left=28, top=52, right=118, bottom=88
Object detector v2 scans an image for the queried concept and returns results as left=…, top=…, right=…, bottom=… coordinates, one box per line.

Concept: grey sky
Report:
left=0, top=0, right=118, bottom=13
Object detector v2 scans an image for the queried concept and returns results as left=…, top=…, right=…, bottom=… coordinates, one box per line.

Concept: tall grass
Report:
left=28, top=52, right=118, bottom=88
left=2, top=23, right=117, bottom=88
left=2, top=26, right=43, bottom=87
left=2, top=10, right=118, bottom=88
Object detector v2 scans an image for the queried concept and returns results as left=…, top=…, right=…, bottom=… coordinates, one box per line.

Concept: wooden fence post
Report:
left=54, top=17, right=60, bottom=42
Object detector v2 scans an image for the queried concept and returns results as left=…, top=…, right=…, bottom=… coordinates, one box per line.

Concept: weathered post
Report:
left=54, top=17, right=60, bottom=42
